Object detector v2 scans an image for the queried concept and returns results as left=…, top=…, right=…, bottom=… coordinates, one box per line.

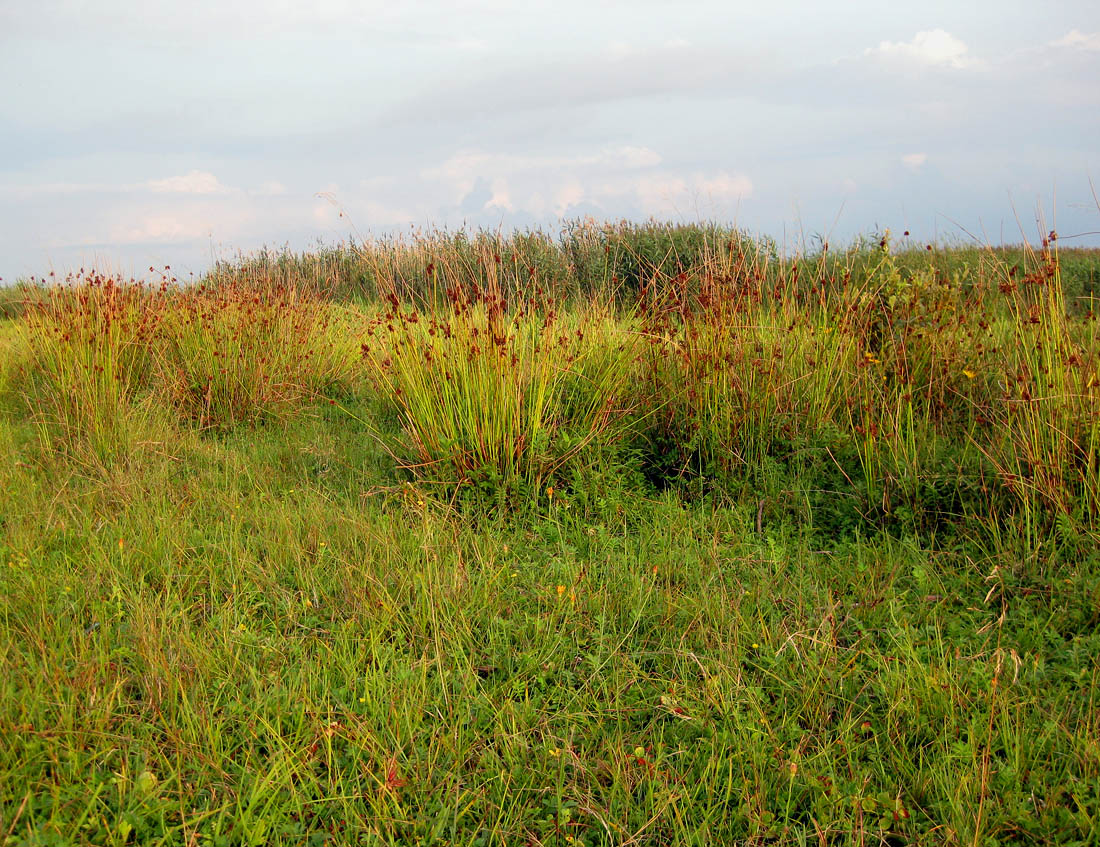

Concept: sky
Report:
left=2, top=0, right=1099, bottom=281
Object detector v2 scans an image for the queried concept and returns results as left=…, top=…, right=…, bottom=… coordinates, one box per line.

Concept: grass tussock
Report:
left=360, top=277, right=639, bottom=499
left=159, top=278, right=360, bottom=430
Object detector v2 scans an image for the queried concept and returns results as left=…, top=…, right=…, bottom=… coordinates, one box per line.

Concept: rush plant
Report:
left=360, top=281, right=639, bottom=499
left=13, top=271, right=167, bottom=466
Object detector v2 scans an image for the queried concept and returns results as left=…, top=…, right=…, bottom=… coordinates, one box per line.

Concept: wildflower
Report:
left=556, top=584, right=566, bottom=597
left=546, top=485, right=554, bottom=501
left=752, top=642, right=759, bottom=649
left=548, top=747, right=561, bottom=758
left=963, top=369, right=976, bottom=379
left=633, top=746, right=645, bottom=758
left=118, top=538, right=125, bottom=551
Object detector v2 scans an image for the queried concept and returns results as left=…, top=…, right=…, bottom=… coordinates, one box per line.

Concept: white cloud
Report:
left=3, top=171, right=235, bottom=198
left=487, top=177, right=513, bottom=211
left=616, top=146, right=663, bottom=169
left=902, top=152, right=928, bottom=169
left=633, top=175, right=689, bottom=215
left=553, top=181, right=585, bottom=216
left=251, top=180, right=287, bottom=196
left=144, top=170, right=229, bottom=194
left=696, top=172, right=753, bottom=200
left=421, top=146, right=664, bottom=205
left=109, top=214, right=211, bottom=244
left=600, top=171, right=752, bottom=216
left=865, top=30, right=982, bottom=70
left=424, top=146, right=662, bottom=182
left=1049, top=30, right=1100, bottom=51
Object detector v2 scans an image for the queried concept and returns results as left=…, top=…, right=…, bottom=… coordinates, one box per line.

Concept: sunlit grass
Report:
left=1, top=226, right=1099, bottom=844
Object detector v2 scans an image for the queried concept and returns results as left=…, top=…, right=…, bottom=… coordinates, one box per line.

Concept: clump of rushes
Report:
left=637, top=240, right=874, bottom=480
left=980, top=242, right=1100, bottom=541
left=360, top=274, right=639, bottom=499
left=14, top=270, right=168, bottom=465
left=159, top=279, right=360, bottom=430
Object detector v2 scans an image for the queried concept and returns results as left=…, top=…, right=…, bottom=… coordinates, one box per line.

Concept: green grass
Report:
left=2, top=230, right=1099, bottom=845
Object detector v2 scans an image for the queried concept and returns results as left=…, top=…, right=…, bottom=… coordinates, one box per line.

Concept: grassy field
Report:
left=1, top=223, right=1098, bottom=845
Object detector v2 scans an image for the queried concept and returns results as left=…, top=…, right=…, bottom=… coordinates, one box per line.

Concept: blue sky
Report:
left=2, top=0, right=1099, bottom=281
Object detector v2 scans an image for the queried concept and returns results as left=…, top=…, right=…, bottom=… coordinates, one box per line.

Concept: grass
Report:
left=1, top=224, right=1099, bottom=845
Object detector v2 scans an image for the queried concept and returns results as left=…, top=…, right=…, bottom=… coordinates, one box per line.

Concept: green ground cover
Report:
left=1, top=225, right=1098, bottom=844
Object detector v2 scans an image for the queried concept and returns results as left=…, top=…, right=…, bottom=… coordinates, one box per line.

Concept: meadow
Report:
left=1, top=221, right=1098, bottom=845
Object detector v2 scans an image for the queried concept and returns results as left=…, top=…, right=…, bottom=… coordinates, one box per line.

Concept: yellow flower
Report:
left=546, top=486, right=554, bottom=501
left=556, top=584, right=566, bottom=597
left=963, top=369, right=976, bottom=380
left=118, top=538, right=125, bottom=551
left=548, top=747, right=561, bottom=758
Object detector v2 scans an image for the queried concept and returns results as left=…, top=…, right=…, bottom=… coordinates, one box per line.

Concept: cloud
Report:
left=553, top=181, right=585, bottom=216
left=1049, top=30, right=1100, bottom=51
left=251, top=180, right=287, bottom=196
left=902, top=152, right=928, bottom=169
left=382, top=42, right=768, bottom=125
left=628, top=172, right=752, bottom=216
left=865, top=30, right=983, bottom=70
left=697, top=172, right=753, bottom=200
left=631, top=175, right=689, bottom=214
left=422, top=146, right=663, bottom=201
left=487, top=177, right=513, bottom=211
left=587, top=170, right=752, bottom=217
left=424, top=146, right=662, bottom=181
left=2, top=170, right=236, bottom=198
left=108, top=214, right=213, bottom=245
left=144, top=170, right=229, bottom=194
